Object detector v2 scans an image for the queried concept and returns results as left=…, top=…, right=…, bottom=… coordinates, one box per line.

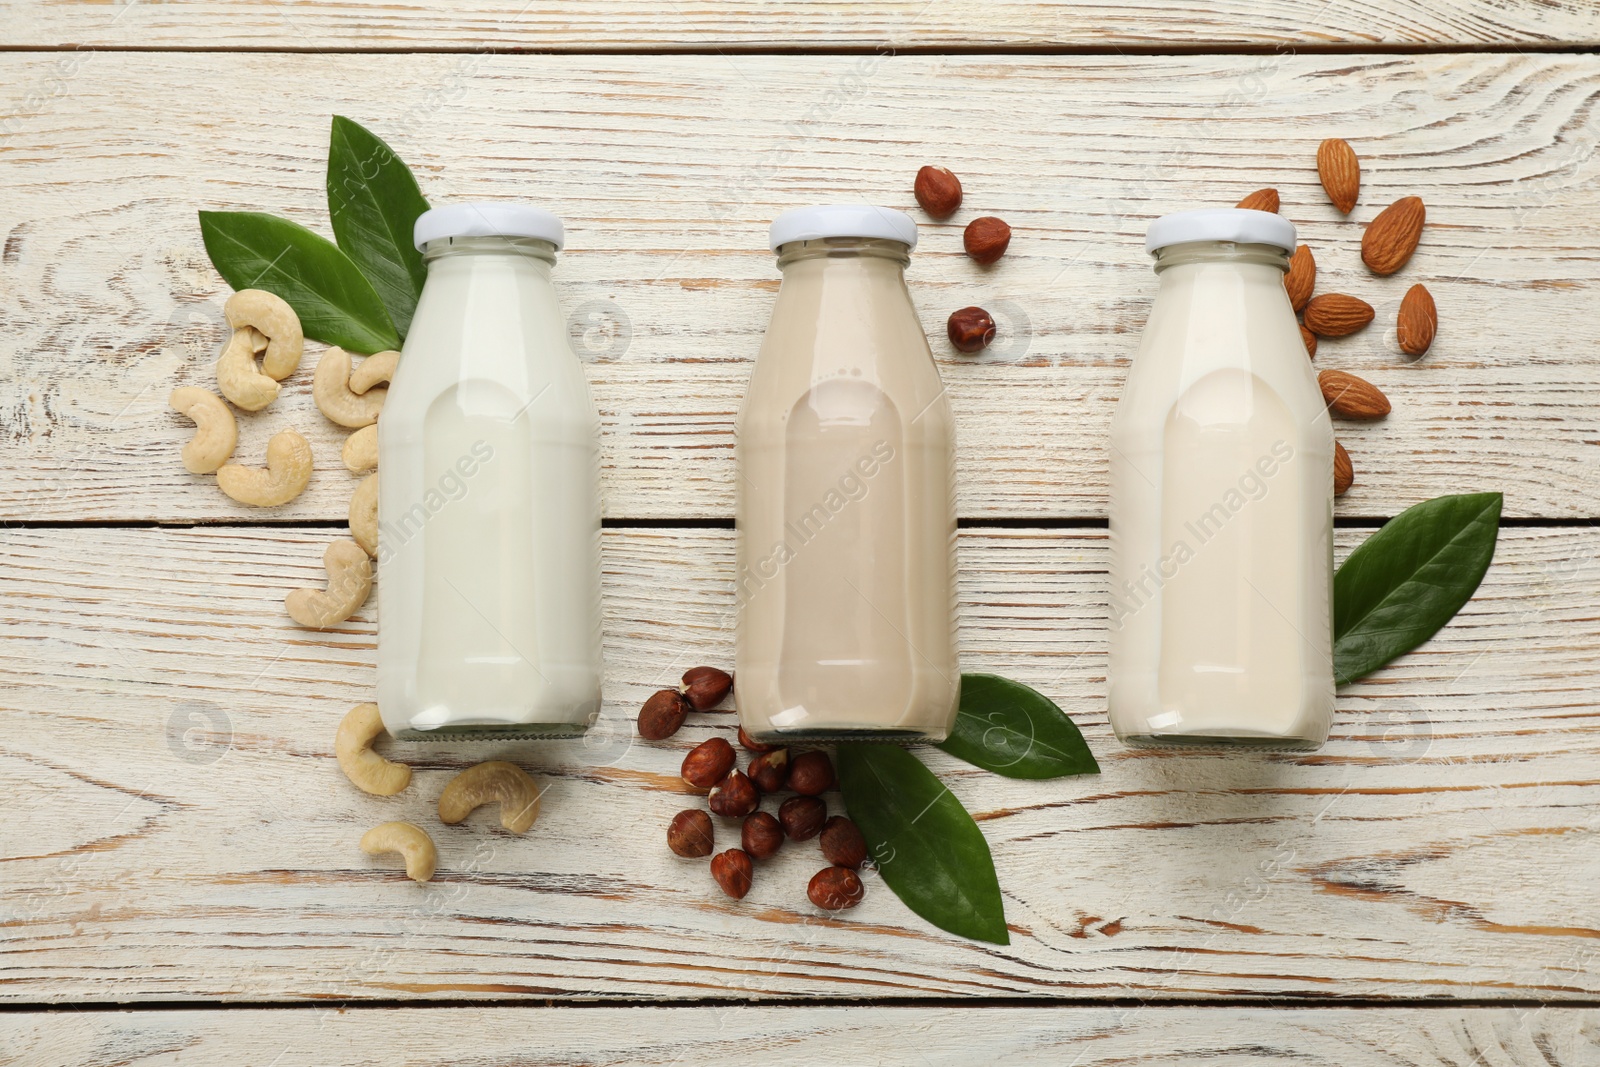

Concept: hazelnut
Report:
left=710, top=848, right=753, bottom=899
left=737, top=725, right=775, bottom=754
left=680, top=666, right=732, bottom=711
left=963, top=216, right=1011, bottom=265
left=681, top=736, right=737, bottom=791
left=946, top=306, right=996, bottom=353
left=818, top=815, right=868, bottom=870
left=637, top=689, right=689, bottom=740
left=779, top=795, right=827, bottom=841
left=807, top=866, right=865, bottom=910
left=741, top=811, right=784, bottom=859
left=747, top=748, right=789, bottom=793
left=707, top=770, right=760, bottom=818
left=913, top=165, right=963, bottom=218
left=667, top=809, right=714, bottom=858
left=786, top=750, right=836, bottom=796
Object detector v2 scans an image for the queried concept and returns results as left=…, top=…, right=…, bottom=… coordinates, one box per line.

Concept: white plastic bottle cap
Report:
left=768, top=204, right=918, bottom=252
left=1145, top=208, right=1296, bottom=256
left=413, top=203, right=565, bottom=252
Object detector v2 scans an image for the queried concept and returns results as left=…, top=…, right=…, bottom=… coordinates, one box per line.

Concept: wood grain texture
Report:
left=2, top=52, right=1598, bottom=521
left=2, top=525, right=1597, bottom=1003
left=5, top=1006, right=1599, bottom=1065
left=8, top=0, right=1600, bottom=49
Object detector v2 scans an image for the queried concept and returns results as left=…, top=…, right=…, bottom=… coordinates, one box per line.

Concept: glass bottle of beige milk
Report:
left=376, top=204, right=602, bottom=740
left=1108, top=209, right=1334, bottom=750
left=736, top=205, right=960, bottom=743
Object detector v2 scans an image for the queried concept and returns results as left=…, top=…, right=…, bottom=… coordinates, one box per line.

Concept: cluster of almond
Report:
left=1238, top=138, right=1436, bottom=496
left=912, top=165, right=1013, bottom=355
left=640, top=669, right=869, bottom=911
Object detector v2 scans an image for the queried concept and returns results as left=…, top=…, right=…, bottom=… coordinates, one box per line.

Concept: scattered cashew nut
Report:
left=225, top=289, right=304, bottom=380
left=349, top=472, right=378, bottom=557
left=438, top=761, right=542, bottom=834
left=285, top=538, right=372, bottom=628
left=336, top=702, right=410, bottom=796
left=217, top=429, right=313, bottom=507
left=169, top=386, right=237, bottom=474
left=215, top=327, right=279, bottom=411
left=350, top=349, right=399, bottom=395
left=342, top=423, right=378, bottom=473
left=314, top=347, right=387, bottom=428
left=360, top=821, right=436, bottom=882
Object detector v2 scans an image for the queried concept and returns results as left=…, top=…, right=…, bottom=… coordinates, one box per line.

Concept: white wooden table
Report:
left=4, top=4, right=1599, bottom=1063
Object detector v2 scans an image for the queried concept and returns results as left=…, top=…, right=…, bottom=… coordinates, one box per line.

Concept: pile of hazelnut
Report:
left=911, top=164, right=1011, bottom=356
left=642, top=667, right=868, bottom=911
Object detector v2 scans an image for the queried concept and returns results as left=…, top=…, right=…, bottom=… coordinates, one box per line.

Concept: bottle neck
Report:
left=1152, top=240, right=1290, bottom=277
left=422, top=236, right=558, bottom=276
left=775, top=236, right=912, bottom=273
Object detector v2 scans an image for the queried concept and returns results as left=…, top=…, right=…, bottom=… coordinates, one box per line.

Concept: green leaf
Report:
left=937, top=673, right=1099, bottom=779
left=836, top=744, right=1009, bottom=945
left=1334, top=492, right=1503, bottom=686
left=326, top=116, right=430, bottom=338
left=198, top=210, right=400, bottom=354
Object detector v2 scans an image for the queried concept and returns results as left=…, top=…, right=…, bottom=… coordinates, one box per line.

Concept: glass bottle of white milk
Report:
left=735, top=206, right=960, bottom=743
left=377, top=204, right=602, bottom=740
left=1108, top=209, right=1334, bottom=750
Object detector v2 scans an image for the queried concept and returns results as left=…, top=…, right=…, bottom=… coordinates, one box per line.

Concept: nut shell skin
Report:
left=787, top=750, right=836, bottom=796
left=1318, top=369, right=1391, bottom=421
left=1303, top=293, right=1375, bottom=338
left=747, top=748, right=789, bottom=794
left=819, top=816, right=869, bottom=870
left=1235, top=187, right=1279, bottom=213
left=963, top=217, right=1011, bottom=265
left=667, top=809, right=715, bottom=858
left=681, top=737, right=737, bottom=790
left=741, top=812, right=784, bottom=860
left=1299, top=325, right=1318, bottom=359
left=680, top=666, right=732, bottom=711
left=737, top=726, right=775, bottom=754
left=1284, top=244, right=1315, bottom=312
left=1361, top=195, right=1425, bottom=276
left=808, top=866, right=865, bottom=910
left=914, top=165, right=963, bottom=218
left=707, top=770, right=761, bottom=818
left=638, top=689, right=689, bottom=740
left=1318, top=138, right=1361, bottom=214
left=710, top=848, right=754, bottom=899
left=779, top=795, right=827, bottom=841
left=1334, top=441, right=1354, bottom=497
left=1397, top=283, right=1437, bottom=357
left=947, top=306, right=997, bottom=353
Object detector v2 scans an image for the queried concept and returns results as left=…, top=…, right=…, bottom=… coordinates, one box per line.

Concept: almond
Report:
left=1284, top=244, right=1315, bottom=311
left=1361, top=195, right=1425, bottom=275
left=1300, top=324, right=1318, bottom=359
left=1236, top=187, right=1279, bottom=213
left=1396, top=282, right=1437, bottom=357
left=1333, top=441, right=1353, bottom=496
left=1317, top=138, right=1360, bottom=214
left=1303, top=293, right=1375, bottom=337
left=1318, top=369, right=1391, bottom=420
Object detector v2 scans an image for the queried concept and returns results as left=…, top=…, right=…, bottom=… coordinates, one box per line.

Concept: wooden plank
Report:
left=6, top=1005, right=1600, bottom=1065
left=7, top=0, right=1599, bottom=50
left=2, top=525, right=1596, bottom=1003
left=2, top=53, right=1599, bottom=521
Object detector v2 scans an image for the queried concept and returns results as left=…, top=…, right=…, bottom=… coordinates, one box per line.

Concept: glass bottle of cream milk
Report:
left=736, top=205, right=960, bottom=743
left=377, top=204, right=602, bottom=740
left=1108, top=209, right=1334, bottom=750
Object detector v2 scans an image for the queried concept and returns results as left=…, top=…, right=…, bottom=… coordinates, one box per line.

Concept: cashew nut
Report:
left=335, top=702, right=411, bottom=796
left=342, top=423, right=378, bottom=473
left=285, top=538, right=372, bottom=628
left=360, top=821, right=436, bottom=882
left=349, top=472, right=378, bottom=557
left=350, top=349, right=399, bottom=394
left=169, top=386, right=238, bottom=474
left=215, top=327, right=279, bottom=411
left=248, top=327, right=269, bottom=356
left=314, top=347, right=387, bottom=428
left=438, top=761, right=542, bottom=834
left=217, top=429, right=313, bottom=507
left=225, top=289, right=303, bottom=380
